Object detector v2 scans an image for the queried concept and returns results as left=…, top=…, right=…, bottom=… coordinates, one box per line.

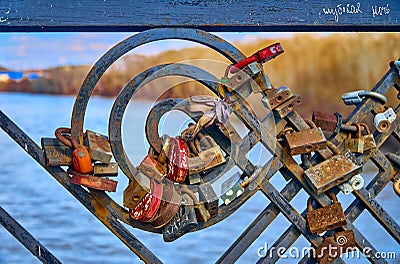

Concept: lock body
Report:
left=70, top=170, right=117, bottom=192
left=150, top=183, right=181, bottom=228
left=129, top=179, right=162, bottom=222
left=166, top=137, right=188, bottom=183
left=84, top=130, right=113, bottom=164
left=93, top=162, right=118, bottom=176
left=123, top=172, right=151, bottom=209
left=304, top=150, right=362, bottom=194
left=198, top=182, right=219, bottom=218
left=41, top=137, right=73, bottom=166
left=138, top=155, right=165, bottom=182
left=306, top=192, right=347, bottom=234
left=285, top=127, right=327, bottom=155
left=273, top=95, right=302, bottom=118
left=312, top=111, right=341, bottom=132
left=221, top=184, right=244, bottom=205
left=72, top=145, right=93, bottom=174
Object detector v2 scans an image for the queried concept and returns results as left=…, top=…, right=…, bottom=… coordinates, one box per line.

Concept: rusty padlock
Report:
left=304, top=149, right=362, bottom=194
left=359, top=123, right=376, bottom=151
left=123, top=171, right=151, bottom=209
left=84, top=130, right=113, bottom=164
left=314, top=236, right=341, bottom=264
left=344, top=123, right=364, bottom=154
left=314, top=230, right=356, bottom=263
left=138, top=155, right=165, bottom=182
left=55, top=127, right=93, bottom=174
left=69, top=169, right=117, bottom=192
left=306, top=191, right=347, bottom=234
left=41, top=137, right=73, bottom=166
left=188, top=135, right=226, bottom=174
left=312, top=111, right=342, bottom=133
left=284, top=120, right=327, bottom=156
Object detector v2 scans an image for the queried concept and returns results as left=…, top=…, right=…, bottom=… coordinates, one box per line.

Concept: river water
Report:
left=0, top=93, right=398, bottom=263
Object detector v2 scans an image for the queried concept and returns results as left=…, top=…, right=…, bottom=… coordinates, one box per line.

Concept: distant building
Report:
left=0, top=71, right=46, bottom=82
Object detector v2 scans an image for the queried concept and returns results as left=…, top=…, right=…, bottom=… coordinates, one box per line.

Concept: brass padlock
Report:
left=359, top=123, right=376, bottom=151
left=344, top=123, right=364, bottom=153
left=304, top=149, right=363, bottom=194
left=306, top=191, right=347, bottom=234
left=284, top=121, right=327, bottom=156
left=84, top=130, right=113, bottom=164
left=188, top=135, right=226, bottom=174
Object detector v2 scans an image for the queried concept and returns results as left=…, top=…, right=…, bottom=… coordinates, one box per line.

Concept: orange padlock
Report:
left=55, top=127, right=93, bottom=174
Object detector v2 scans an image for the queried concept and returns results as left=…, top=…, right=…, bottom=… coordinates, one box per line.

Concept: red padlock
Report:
left=230, top=43, right=284, bottom=74
left=55, top=127, right=93, bottom=174
left=166, top=137, right=188, bottom=183
left=129, top=179, right=162, bottom=222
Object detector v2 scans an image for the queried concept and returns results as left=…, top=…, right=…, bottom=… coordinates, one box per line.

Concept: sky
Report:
left=0, top=32, right=292, bottom=71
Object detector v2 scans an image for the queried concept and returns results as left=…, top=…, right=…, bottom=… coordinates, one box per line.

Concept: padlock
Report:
left=55, top=127, right=93, bottom=174
left=284, top=123, right=327, bottom=156
left=221, top=184, right=244, bottom=205
left=149, top=183, right=182, bottom=228
left=188, top=135, right=226, bottom=174
left=359, top=123, right=376, bottom=151
left=306, top=191, right=347, bottom=234
left=374, top=107, right=396, bottom=132
left=84, top=130, right=113, bottom=164
left=188, top=173, right=201, bottom=185
left=70, top=170, right=117, bottom=192
left=273, top=95, right=302, bottom=118
left=304, top=149, right=362, bottom=194
left=165, top=137, right=188, bottom=183
left=162, top=193, right=198, bottom=242
left=263, top=86, right=293, bottom=109
left=41, top=137, right=73, bottom=166
left=129, top=179, right=162, bottom=222
left=344, top=123, right=364, bottom=154
left=314, top=230, right=356, bottom=263
left=314, top=236, right=341, bottom=264
left=123, top=172, right=151, bottom=209
left=93, top=162, right=118, bottom=176
left=312, top=111, right=342, bottom=133
left=138, top=155, right=165, bottom=182
left=338, top=174, right=364, bottom=195
left=198, top=182, right=219, bottom=218
left=180, top=186, right=210, bottom=223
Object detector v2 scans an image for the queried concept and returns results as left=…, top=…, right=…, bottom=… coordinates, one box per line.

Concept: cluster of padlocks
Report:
left=40, top=37, right=399, bottom=262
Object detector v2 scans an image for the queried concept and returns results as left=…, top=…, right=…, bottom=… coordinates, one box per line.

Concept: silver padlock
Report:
left=374, top=108, right=396, bottom=132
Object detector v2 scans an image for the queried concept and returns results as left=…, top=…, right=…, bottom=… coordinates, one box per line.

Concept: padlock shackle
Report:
left=358, top=122, right=371, bottom=135
left=351, top=123, right=363, bottom=138
left=307, top=197, right=314, bottom=212
left=326, top=191, right=339, bottom=204
left=55, top=127, right=74, bottom=148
